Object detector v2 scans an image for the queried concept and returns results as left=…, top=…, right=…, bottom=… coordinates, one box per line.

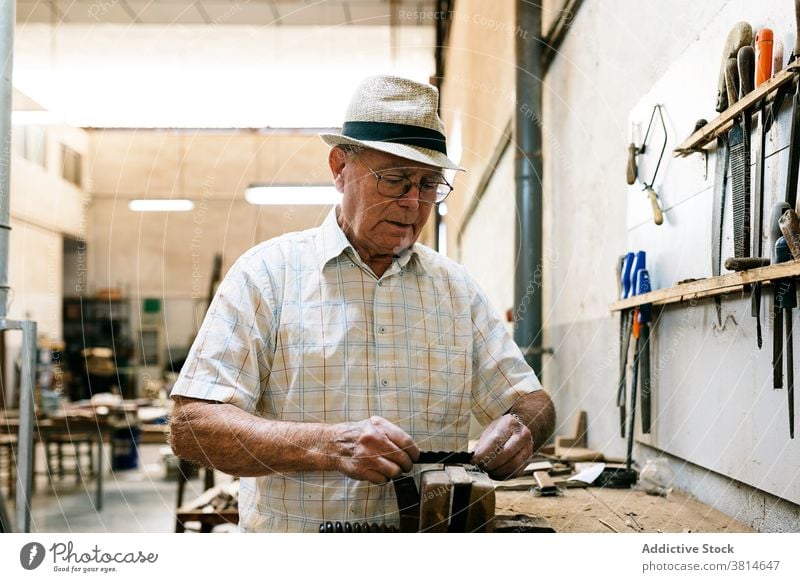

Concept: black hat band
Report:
left=341, top=121, right=447, bottom=155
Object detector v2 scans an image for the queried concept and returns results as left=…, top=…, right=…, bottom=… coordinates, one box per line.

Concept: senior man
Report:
left=170, top=75, right=555, bottom=532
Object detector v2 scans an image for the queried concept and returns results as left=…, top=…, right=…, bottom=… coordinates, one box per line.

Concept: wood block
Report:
left=419, top=469, right=452, bottom=532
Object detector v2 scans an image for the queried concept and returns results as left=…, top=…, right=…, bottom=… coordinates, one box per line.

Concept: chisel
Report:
left=775, top=237, right=796, bottom=439
left=636, top=269, right=653, bottom=434
left=770, top=204, right=790, bottom=389
left=617, top=252, right=635, bottom=437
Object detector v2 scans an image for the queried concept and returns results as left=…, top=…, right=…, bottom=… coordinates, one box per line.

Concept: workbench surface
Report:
left=495, top=487, right=753, bottom=533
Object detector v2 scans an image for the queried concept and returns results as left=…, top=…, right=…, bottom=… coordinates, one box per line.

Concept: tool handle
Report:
left=626, top=143, right=638, bottom=185
left=770, top=202, right=791, bottom=263
left=774, top=40, right=785, bottom=75
left=779, top=208, right=800, bottom=259
left=724, top=257, right=770, bottom=271
left=621, top=252, right=635, bottom=299
left=738, top=46, right=755, bottom=98
left=726, top=57, right=740, bottom=109
left=646, top=187, right=664, bottom=225
left=795, top=0, right=800, bottom=59
left=636, top=269, right=653, bottom=323
left=756, top=29, right=774, bottom=86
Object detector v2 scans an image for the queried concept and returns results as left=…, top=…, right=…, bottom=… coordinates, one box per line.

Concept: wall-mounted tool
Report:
left=774, top=238, right=796, bottom=439
left=636, top=268, right=653, bottom=434
left=712, top=23, right=753, bottom=279
left=629, top=106, right=667, bottom=225
left=626, top=123, right=640, bottom=186
left=617, top=252, right=635, bottom=437
left=756, top=28, right=774, bottom=87
left=618, top=251, right=649, bottom=439
left=730, top=46, right=755, bottom=260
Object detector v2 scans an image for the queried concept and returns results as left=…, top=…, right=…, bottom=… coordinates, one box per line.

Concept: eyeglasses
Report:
left=355, top=155, right=453, bottom=204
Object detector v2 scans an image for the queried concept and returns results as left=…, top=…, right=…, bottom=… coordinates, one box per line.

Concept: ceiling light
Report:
left=128, top=199, right=194, bottom=212
left=11, top=110, right=65, bottom=125
left=245, top=185, right=341, bottom=206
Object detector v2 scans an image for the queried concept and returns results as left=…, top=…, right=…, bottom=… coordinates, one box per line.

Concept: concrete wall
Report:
left=4, top=120, right=89, bottom=403
left=7, top=123, right=88, bottom=341
left=442, top=0, right=800, bottom=530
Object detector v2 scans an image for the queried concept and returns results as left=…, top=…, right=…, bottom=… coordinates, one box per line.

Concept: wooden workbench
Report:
left=495, top=487, right=753, bottom=533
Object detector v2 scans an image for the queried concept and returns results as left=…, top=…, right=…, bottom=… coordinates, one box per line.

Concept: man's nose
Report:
left=397, top=182, right=422, bottom=207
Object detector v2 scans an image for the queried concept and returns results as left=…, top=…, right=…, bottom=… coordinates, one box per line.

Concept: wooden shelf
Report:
left=609, top=260, right=800, bottom=312
left=673, top=64, right=798, bottom=157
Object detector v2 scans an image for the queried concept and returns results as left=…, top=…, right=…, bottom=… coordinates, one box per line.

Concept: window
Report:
left=61, top=144, right=82, bottom=187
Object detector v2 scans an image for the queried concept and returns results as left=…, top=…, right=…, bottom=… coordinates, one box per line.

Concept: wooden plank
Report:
left=609, top=260, right=800, bottom=312
left=673, top=65, right=798, bottom=157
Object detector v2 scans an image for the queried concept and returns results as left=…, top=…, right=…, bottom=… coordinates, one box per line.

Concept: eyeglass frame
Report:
left=352, top=153, right=453, bottom=205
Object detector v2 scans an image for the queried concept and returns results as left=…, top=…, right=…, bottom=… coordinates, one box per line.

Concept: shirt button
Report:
left=377, top=281, right=383, bottom=287
left=381, top=379, right=389, bottom=387
left=349, top=262, right=355, bottom=268
left=379, top=326, right=386, bottom=334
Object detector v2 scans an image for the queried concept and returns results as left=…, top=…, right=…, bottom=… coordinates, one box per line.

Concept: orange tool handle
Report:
left=756, top=28, right=774, bottom=87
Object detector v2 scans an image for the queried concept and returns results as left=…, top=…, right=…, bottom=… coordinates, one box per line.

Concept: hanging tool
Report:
left=774, top=40, right=785, bottom=76
left=712, top=23, right=753, bottom=280
left=770, top=204, right=790, bottom=387
left=626, top=123, right=639, bottom=186
left=637, top=106, right=666, bottom=225
left=729, top=46, right=755, bottom=260
left=756, top=28, right=774, bottom=87
left=749, top=30, right=774, bottom=350
left=617, top=252, right=635, bottom=437
left=775, top=238, right=796, bottom=439
left=637, top=268, right=653, bottom=434
left=770, top=203, right=790, bottom=389
left=779, top=209, right=800, bottom=259
left=619, top=252, right=646, bottom=439
left=625, top=259, right=649, bottom=469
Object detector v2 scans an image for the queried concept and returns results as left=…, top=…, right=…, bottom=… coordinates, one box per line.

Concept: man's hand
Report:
left=332, top=416, right=420, bottom=484
left=472, top=414, right=533, bottom=480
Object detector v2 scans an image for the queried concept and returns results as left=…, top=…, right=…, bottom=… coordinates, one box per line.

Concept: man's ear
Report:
left=328, top=147, right=347, bottom=193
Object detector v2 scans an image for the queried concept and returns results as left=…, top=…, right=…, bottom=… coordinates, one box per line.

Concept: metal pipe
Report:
left=0, top=0, right=14, bottom=319
left=15, top=319, right=36, bottom=532
left=0, top=0, right=38, bottom=533
left=514, top=1, right=544, bottom=373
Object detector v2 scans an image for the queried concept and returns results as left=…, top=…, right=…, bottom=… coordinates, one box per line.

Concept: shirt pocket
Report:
left=407, top=343, right=472, bottom=450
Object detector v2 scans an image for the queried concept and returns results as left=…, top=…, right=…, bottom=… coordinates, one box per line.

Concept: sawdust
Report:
left=494, top=487, right=753, bottom=533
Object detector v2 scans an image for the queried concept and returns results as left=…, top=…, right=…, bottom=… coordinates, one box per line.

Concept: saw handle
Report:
left=627, top=143, right=638, bottom=185
left=646, top=187, right=664, bottom=225
left=738, top=46, right=755, bottom=98
left=756, top=29, right=774, bottom=86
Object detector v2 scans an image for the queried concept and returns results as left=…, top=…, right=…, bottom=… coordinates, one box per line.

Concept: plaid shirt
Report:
left=171, top=208, right=541, bottom=532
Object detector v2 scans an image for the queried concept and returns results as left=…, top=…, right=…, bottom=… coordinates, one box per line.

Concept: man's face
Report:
left=331, top=148, right=442, bottom=258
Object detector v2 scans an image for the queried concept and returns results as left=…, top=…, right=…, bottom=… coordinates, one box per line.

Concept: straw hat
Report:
left=320, top=75, right=464, bottom=171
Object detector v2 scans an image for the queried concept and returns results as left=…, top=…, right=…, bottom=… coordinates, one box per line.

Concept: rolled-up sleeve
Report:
left=170, top=255, right=276, bottom=414
left=467, top=275, right=542, bottom=425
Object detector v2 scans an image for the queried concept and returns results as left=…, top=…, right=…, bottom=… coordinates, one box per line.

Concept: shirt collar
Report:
left=318, top=206, right=423, bottom=273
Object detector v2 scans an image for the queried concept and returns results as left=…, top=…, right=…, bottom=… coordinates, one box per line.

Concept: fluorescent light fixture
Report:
left=12, top=110, right=65, bottom=125
left=245, top=185, right=341, bottom=206
left=128, top=199, right=194, bottom=212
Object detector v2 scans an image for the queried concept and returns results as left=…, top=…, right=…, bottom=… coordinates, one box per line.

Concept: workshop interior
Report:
left=1, top=0, right=799, bottom=534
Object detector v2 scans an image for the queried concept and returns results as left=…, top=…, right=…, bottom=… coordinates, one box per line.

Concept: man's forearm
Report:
left=508, top=390, right=556, bottom=452
left=169, top=397, right=339, bottom=477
